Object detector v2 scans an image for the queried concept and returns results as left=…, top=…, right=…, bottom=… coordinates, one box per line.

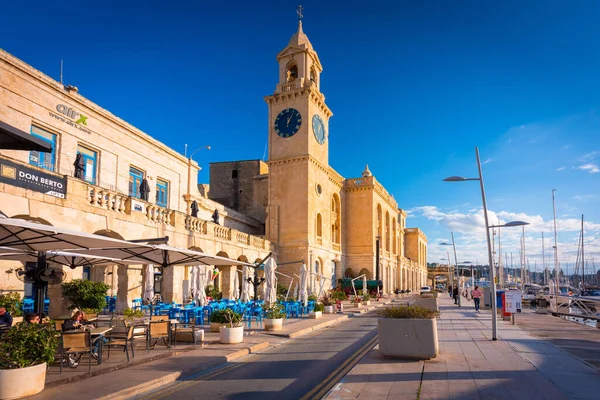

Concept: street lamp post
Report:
left=443, top=147, right=530, bottom=340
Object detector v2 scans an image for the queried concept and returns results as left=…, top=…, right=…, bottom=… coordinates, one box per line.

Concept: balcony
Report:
left=332, top=242, right=341, bottom=252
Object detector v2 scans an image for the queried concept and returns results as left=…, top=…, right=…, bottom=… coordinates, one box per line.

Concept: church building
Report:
left=209, top=18, right=428, bottom=293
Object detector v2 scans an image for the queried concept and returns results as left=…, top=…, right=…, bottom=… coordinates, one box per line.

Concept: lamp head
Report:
left=443, top=176, right=468, bottom=182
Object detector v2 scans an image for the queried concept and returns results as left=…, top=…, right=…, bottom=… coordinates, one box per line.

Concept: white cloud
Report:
left=574, top=194, right=599, bottom=201
left=577, top=163, right=600, bottom=173
left=482, top=158, right=492, bottom=164
left=579, top=151, right=599, bottom=162
left=556, top=167, right=566, bottom=171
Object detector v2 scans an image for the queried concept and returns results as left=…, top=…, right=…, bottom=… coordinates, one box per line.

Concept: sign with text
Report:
left=504, top=291, right=522, bottom=313
left=0, top=159, right=67, bottom=198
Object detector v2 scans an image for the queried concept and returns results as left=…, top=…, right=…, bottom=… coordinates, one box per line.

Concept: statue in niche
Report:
left=286, top=70, right=296, bottom=83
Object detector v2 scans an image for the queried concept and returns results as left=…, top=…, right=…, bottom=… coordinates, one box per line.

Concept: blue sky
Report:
left=2, top=1, right=599, bottom=275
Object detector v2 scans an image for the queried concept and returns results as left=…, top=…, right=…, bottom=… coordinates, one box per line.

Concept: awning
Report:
left=0, top=120, right=52, bottom=152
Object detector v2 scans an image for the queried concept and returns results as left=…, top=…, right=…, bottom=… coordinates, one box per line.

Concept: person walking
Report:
left=472, top=285, right=483, bottom=313
left=452, top=286, right=459, bottom=304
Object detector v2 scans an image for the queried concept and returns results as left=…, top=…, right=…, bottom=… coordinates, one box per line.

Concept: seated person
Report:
left=0, top=307, right=13, bottom=327
left=24, top=312, right=40, bottom=324
left=62, top=311, right=93, bottom=331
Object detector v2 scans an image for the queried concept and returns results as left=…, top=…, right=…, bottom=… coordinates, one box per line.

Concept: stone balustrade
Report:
left=146, top=204, right=174, bottom=225
left=88, top=185, right=129, bottom=213
left=185, top=216, right=207, bottom=234
left=214, top=224, right=231, bottom=240
left=236, top=231, right=250, bottom=245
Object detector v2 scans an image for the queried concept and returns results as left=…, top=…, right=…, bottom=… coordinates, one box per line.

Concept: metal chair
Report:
left=106, top=325, right=135, bottom=362
left=60, top=331, right=93, bottom=373
left=147, top=321, right=170, bottom=352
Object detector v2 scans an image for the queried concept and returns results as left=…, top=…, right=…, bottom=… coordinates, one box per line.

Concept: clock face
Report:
left=274, top=108, right=302, bottom=138
left=312, top=114, right=326, bottom=144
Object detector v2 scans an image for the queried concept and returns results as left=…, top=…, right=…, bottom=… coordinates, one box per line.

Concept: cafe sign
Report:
left=0, top=159, right=67, bottom=198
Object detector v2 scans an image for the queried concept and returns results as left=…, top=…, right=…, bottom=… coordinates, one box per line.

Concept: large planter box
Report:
left=415, top=297, right=439, bottom=312
left=324, top=305, right=335, bottom=314
left=363, top=300, right=371, bottom=306
left=378, top=318, right=438, bottom=360
left=264, top=318, right=283, bottom=331
left=309, top=311, right=322, bottom=319
left=219, top=326, right=244, bottom=344
left=0, top=362, right=47, bottom=399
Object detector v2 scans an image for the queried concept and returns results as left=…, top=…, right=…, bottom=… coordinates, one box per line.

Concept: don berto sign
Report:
left=0, top=159, right=67, bottom=198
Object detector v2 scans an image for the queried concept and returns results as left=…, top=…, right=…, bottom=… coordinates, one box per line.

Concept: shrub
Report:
left=0, top=292, right=22, bottom=317
left=377, top=305, right=438, bottom=320
left=209, top=309, right=228, bottom=324
left=222, top=309, right=243, bottom=328
left=0, top=323, right=59, bottom=369
left=308, top=294, right=318, bottom=302
left=314, top=303, right=325, bottom=312
left=321, top=293, right=333, bottom=306
left=206, top=285, right=222, bottom=300
left=330, top=290, right=347, bottom=301
left=122, top=308, right=144, bottom=320
left=62, top=279, right=110, bottom=312
left=362, top=290, right=371, bottom=301
left=265, top=303, right=286, bottom=319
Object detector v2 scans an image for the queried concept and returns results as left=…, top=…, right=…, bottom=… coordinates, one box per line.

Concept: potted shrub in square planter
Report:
left=209, top=309, right=228, bottom=332
left=309, top=303, right=324, bottom=319
left=321, top=294, right=334, bottom=314
left=362, top=290, right=371, bottom=306
left=219, top=309, right=244, bottom=344
left=264, top=303, right=285, bottom=331
left=0, top=322, right=59, bottom=399
left=353, top=295, right=362, bottom=308
left=377, top=305, right=439, bottom=360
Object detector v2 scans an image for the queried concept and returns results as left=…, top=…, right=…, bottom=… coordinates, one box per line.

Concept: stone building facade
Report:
left=0, top=49, right=271, bottom=317
left=208, top=21, right=428, bottom=293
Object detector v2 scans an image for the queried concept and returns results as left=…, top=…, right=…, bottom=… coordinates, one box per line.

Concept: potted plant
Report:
left=219, top=309, right=244, bottom=344
left=309, top=303, right=324, bottom=319
left=377, top=305, right=439, bottom=359
left=209, top=309, right=228, bottom=332
left=0, top=323, right=59, bottom=399
left=121, top=308, right=145, bottom=326
left=362, top=290, right=371, bottom=306
left=353, top=294, right=362, bottom=308
left=264, top=303, right=286, bottom=331
left=321, top=294, right=334, bottom=314
left=62, top=279, right=110, bottom=314
left=0, top=292, right=23, bottom=318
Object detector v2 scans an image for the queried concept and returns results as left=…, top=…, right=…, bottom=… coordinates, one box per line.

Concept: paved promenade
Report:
left=326, top=294, right=600, bottom=400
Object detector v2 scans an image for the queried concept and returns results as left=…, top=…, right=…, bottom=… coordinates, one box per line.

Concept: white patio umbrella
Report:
left=196, top=265, right=209, bottom=306
left=264, top=258, right=278, bottom=304
left=0, top=218, right=147, bottom=313
left=363, top=275, right=368, bottom=297
left=77, top=244, right=255, bottom=268
left=0, top=247, right=133, bottom=268
left=299, top=263, right=309, bottom=307
left=232, top=268, right=240, bottom=300
left=189, top=265, right=198, bottom=304
left=143, top=264, right=155, bottom=303
left=240, top=266, right=250, bottom=302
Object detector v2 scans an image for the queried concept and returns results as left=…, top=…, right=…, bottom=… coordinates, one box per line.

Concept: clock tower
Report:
left=264, top=10, right=334, bottom=272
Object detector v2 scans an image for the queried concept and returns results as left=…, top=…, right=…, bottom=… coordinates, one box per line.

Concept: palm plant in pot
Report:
left=0, top=323, right=59, bottom=399
left=219, top=309, right=244, bottom=344
left=377, top=305, right=439, bottom=359
left=321, top=293, right=334, bottom=314
left=264, top=303, right=286, bottom=331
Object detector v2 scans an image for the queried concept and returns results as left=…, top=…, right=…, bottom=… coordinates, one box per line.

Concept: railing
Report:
left=236, top=232, right=250, bottom=245
left=146, top=204, right=174, bottom=225
left=214, top=225, right=231, bottom=240
left=185, top=216, right=207, bottom=234
left=88, top=185, right=129, bottom=213
left=281, top=82, right=296, bottom=92
left=251, top=236, right=266, bottom=249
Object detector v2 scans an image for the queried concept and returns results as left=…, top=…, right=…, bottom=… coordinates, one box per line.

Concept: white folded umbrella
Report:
left=143, top=264, right=155, bottom=303
left=264, top=258, right=278, bottom=304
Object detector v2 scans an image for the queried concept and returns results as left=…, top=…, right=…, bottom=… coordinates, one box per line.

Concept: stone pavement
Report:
left=325, top=294, right=600, bottom=400
left=30, top=297, right=399, bottom=399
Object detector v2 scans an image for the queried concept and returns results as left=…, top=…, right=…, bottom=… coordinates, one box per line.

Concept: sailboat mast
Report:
left=581, top=214, right=585, bottom=287
left=552, top=189, right=559, bottom=311
left=542, top=232, right=547, bottom=285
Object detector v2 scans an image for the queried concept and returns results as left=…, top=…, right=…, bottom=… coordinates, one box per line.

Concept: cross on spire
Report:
left=297, top=5, right=304, bottom=22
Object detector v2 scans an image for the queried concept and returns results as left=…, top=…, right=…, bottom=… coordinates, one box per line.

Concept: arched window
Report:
left=286, top=63, right=298, bottom=82
left=331, top=194, right=341, bottom=244
left=316, top=213, right=322, bottom=237
left=310, top=68, right=318, bottom=86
